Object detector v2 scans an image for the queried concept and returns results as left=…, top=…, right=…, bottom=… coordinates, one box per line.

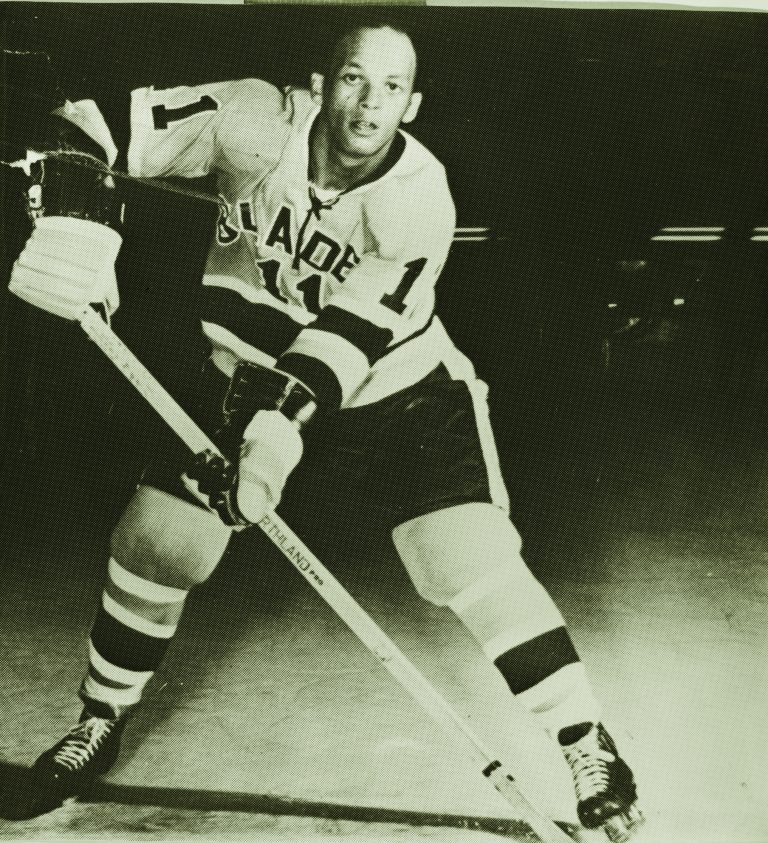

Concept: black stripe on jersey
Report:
left=493, top=626, right=581, bottom=696
left=200, top=285, right=303, bottom=358
left=91, top=608, right=173, bottom=673
left=312, top=305, right=393, bottom=365
left=277, top=352, right=343, bottom=412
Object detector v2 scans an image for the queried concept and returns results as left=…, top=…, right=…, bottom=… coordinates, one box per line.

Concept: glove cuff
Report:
left=34, top=215, right=123, bottom=259
left=223, top=361, right=317, bottom=434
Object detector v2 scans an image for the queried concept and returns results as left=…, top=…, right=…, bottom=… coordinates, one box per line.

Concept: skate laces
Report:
left=563, top=728, right=616, bottom=802
left=53, top=717, right=115, bottom=771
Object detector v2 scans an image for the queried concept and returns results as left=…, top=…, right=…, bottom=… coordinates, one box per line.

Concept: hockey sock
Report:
left=448, top=566, right=601, bottom=735
left=81, top=558, right=188, bottom=712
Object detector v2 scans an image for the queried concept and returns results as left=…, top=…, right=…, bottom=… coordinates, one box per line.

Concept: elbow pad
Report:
left=25, top=103, right=123, bottom=229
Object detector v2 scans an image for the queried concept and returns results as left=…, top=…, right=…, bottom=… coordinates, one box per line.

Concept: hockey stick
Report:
left=1, top=145, right=224, bottom=207
left=69, top=304, right=575, bottom=843
left=2, top=152, right=500, bottom=243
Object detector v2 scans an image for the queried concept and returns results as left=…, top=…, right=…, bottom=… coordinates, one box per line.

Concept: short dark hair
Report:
left=323, top=19, right=420, bottom=91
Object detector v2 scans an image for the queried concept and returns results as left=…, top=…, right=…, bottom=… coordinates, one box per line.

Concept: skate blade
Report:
left=602, top=804, right=645, bottom=843
left=564, top=824, right=607, bottom=843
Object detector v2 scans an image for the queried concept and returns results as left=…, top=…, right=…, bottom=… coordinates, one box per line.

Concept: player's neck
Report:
left=310, top=121, right=392, bottom=193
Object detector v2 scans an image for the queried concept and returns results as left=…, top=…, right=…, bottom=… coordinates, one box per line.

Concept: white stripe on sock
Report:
left=89, top=641, right=154, bottom=686
left=82, top=674, right=144, bottom=707
left=102, top=592, right=177, bottom=639
left=515, top=662, right=602, bottom=735
left=108, top=558, right=188, bottom=604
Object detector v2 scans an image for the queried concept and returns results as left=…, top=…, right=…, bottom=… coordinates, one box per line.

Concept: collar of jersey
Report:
left=296, top=103, right=425, bottom=198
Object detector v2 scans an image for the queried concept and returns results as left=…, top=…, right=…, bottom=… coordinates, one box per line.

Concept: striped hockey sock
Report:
left=448, top=566, right=601, bottom=735
left=81, top=558, right=189, bottom=713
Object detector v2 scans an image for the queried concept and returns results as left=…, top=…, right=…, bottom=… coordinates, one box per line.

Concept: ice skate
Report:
left=21, top=700, right=128, bottom=818
left=560, top=723, right=644, bottom=843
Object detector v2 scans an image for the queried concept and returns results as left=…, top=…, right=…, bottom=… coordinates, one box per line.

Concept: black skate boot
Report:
left=559, top=723, right=643, bottom=843
left=22, top=700, right=129, bottom=818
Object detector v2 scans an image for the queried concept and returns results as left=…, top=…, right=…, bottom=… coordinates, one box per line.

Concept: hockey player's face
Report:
left=321, top=28, right=420, bottom=160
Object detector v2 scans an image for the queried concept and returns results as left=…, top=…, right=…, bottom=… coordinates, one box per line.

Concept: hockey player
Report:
left=8, top=22, right=642, bottom=840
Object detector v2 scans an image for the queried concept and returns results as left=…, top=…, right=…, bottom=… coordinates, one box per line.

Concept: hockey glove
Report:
left=9, top=100, right=123, bottom=321
left=11, top=216, right=122, bottom=320
left=186, top=363, right=317, bottom=527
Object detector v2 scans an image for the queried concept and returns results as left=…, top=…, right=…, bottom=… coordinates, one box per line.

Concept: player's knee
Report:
left=111, top=485, right=232, bottom=590
left=392, top=503, right=525, bottom=606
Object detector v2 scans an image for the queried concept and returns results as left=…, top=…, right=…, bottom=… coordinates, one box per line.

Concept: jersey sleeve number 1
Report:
left=380, top=258, right=427, bottom=314
left=152, top=94, right=219, bottom=130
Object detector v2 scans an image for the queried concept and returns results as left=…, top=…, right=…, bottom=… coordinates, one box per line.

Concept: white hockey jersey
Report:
left=128, top=79, right=475, bottom=409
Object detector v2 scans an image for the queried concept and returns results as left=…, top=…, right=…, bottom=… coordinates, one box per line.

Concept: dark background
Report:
left=3, top=5, right=768, bottom=568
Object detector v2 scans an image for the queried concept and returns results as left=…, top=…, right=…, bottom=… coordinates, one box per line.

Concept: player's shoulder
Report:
left=396, top=131, right=450, bottom=189
left=215, top=81, right=315, bottom=172
left=139, top=78, right=307, bottom=134
left=377, top=132, right=453, bottom=216
left=362, top=133, right=455, bottom=252
left=214, top=79, right=310, bottom=124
